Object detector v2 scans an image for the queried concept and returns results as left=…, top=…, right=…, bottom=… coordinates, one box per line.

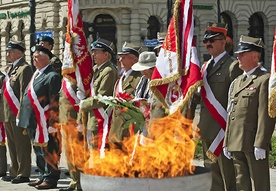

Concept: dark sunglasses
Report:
left=203, top=38, right=224, bottom=44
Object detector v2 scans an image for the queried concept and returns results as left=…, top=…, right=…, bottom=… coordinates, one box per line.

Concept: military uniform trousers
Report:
left=61, top=123, right=82, bottom=190
left=202, top=140, right=236, bottom=191
left=231, top=151, right=270, bottom=191
left=5, top=121, right=31, bottom=177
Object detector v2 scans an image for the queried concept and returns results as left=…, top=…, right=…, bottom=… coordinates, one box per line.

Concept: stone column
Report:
left=129, top=9, right=141, bottom=46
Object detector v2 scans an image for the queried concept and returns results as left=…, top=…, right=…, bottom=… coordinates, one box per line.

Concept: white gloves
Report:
left=16, top=118, right=20, bottom=126
left=223, top=147, right=232, bottom=159
left=76, top=124, right=84, bottom=133
left=79, top=99, right=85, bottom=109
left=48, top=126, right=58, bottom=133
left=254, top=147, right=266, bottom=160
left=77, top=90, right=86, bottom=100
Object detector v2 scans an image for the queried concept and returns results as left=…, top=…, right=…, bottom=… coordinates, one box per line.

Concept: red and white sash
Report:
left=27, top=72, right=49, bottom=146
left=201, top=61, right=227, bottom=162
left=62, top=78, right=80, bottom=112
left=0, top=122, right=6, bottom=145
left=3, top=75, right=20, bottom=116
left=90, top=77, right=112, bottom=158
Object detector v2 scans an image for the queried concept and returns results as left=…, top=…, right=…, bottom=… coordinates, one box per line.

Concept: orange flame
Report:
left=61, top=110, right=197, bottom=178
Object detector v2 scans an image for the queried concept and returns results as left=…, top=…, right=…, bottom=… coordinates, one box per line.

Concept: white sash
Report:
left=3, top=74, right=20, bottom=116
left=27, top=71, right=49, bottom=146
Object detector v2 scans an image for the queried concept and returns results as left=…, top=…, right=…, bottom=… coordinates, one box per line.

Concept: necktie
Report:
left=242, top=74, right=247, bottom=82
left=207, top=59, right=214, bottom=73
left=8, top=65, right=13, bottom=76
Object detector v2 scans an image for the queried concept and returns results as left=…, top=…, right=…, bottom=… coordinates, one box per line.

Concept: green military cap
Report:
left=37, top=36, right=54, bottom=45
left=118, top=42, right=142, bottom=58
left=235, top=35, right=265, bottom=54
left=154, top=32, right=167, bottom=50
left=6, top=40, right=26, bottom=52
left=91, top=38, right=115, bottom=54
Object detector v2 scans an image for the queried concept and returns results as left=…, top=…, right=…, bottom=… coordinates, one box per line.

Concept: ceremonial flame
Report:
left=62, top=110, right=197, bottom=178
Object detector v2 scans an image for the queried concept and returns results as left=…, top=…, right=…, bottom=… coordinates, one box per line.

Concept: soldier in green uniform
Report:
left=2, top=41, right=33, bottom=183
left=223, top=35, right=275, bottom=191
left=78, top=38, right=118, bottom=150
left=37, top=35, right=62, bottom=76
left=108, top=42, right=142, bottom=143
left=59, top=77, right=83, bottom=191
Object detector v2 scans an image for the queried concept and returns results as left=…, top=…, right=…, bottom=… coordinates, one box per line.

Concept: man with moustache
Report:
left=18, top=45, right=61, bottom=189
left=2, top=40, right=33, bottom=183
left=197, top=22, right=242, bottom=191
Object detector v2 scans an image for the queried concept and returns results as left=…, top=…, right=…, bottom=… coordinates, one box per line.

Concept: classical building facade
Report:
left=0, top=0, right=276, bottom=70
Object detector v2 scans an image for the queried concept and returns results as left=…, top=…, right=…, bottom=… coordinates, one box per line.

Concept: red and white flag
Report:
left=149, top=0, right=202, bottom=114
left=62, top=0, right=93, bottom=95
left=269, top=28, right=276, bottom=118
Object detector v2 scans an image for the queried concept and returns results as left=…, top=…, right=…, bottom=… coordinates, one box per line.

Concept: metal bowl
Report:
left=80, top=166, right=211, bottom=191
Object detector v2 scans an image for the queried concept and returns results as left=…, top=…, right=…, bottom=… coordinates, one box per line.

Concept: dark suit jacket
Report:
left=109, top=70, right=142, bottom=142
left=3, top=58, right=33, bottom=122
left=198, top=53, right=243, bottom=142
left=223, top=67, right=275, bottom=152
left=18, top=65, right=61, bottom=139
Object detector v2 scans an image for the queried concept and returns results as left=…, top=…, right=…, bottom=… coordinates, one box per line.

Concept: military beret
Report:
left=37, top=36, right=54, bottom=45
left=6, top=40, right=26, bottom=52
left=235, top=35, right=265, bottom=54
left=31, top=45, right=53, bottom=58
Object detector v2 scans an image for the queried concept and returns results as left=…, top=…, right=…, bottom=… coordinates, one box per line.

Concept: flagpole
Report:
left=29, top=0, right=36, bottom=69
left=217, top=0, right=221, bottom=23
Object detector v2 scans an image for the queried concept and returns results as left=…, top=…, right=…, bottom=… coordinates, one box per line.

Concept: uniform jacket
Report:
left=109, top=70, right=142, bottom=142
left=50, top=54, right=62, bottom=76
left=3, top=58, right=33, bottom=122
left=59, top=78, right=78, bottom=124
left=80, top=61, right=118, bottom=132
left=223, top=67, right=275, bottom=152
left=198, top=53, right=243, bottom=142
left=17, top=65, right=61, bottom=139
left=0, top=71, right=5, bottom=122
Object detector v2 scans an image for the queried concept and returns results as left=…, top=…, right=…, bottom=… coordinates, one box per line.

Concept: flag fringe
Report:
left=206, top=149, right=218, bottom=163
left=269, top=87, right=276, bottom=117
left=33, top=142, right=48, bottom=147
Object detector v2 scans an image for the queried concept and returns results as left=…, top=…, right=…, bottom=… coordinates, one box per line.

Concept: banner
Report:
left=149, top=0, right=202, bottom=114
left=62, top=0, right=93, bottom=95
left=268, top=28, right=276, bottom=118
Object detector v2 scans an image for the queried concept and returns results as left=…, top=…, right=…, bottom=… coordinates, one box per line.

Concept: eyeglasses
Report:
left=203, top=38, right=224, bottom=44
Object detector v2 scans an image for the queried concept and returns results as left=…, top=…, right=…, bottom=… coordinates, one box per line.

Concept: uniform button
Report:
left=232, top=110, right=235, bottom=112
left=231, top=116, right=235, bottom=120
left=234, top=102, right=237, bottom=105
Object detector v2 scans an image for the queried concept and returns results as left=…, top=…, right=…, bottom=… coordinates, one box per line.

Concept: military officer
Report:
left=78, top=38, right=118, bottom=150
left=197, top=22, right=243, bottom=191
left=223, top=35, right=275, bottom=191
left=2, top=40, right=33, bottom=183
left=108, top=42, right=142, bottom=143
left=59, top=77, right=83, bottom=191
left=37, top=35, right=62, bottom=76
left=153, top=32, right=166, bottom=56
